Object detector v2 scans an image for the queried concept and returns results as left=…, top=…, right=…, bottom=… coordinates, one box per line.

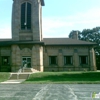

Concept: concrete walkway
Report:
left=1, top=79, right=26, bottom=84
left=0, top=69, right=39, bottom=84
left=0, top=72, right=33, bottom=84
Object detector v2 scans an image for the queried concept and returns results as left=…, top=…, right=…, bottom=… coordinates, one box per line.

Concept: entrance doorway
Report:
left=22, top=57, right=31, bottom=68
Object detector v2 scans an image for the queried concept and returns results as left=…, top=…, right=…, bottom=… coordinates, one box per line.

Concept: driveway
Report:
left=0, top=84, right=99, bottom=100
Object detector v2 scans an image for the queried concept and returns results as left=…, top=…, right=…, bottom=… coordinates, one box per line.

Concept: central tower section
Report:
left=12, top=0, right=44, bottom=41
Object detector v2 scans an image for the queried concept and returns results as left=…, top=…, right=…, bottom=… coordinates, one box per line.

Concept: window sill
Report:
left=19, top=30, right=32, bottom=33
left=64, top=64, right=73, bottom=65
left=80, top=64, right=89, bottom=67
left=49, top=64, right=57, bottom=67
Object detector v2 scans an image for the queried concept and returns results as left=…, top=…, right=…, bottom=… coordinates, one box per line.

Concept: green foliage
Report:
left=78, top=27, right=100, bottom=55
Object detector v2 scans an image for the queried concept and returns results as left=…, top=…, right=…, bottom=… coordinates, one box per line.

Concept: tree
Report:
left=79, top=27, right=100, bottom=55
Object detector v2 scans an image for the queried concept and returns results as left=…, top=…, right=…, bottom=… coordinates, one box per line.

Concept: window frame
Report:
left=21, top=2, right=32, bottom=30
left=79, top=56, right=88, bottom=65
left=49, top=56, right=57, bottom=65
left=22, top=57, right=31, bottom=68
left=64, top=56, right=73, bottom=65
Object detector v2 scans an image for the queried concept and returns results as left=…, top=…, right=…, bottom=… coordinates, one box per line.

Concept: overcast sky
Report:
left=0, top=0, right=100, bottom=38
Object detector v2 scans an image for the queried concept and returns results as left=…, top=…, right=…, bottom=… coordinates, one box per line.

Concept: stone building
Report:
left=0, top=0, right=96, bottom=72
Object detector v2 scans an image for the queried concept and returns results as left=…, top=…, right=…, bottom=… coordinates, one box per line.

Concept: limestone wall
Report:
left=43, top=46, right=96, bottom=71
left=12, top=0, right=43, bottom=41
left=10, top=44, right=43, bottom=72
left=0, top=44, right=96, bottom=72
left=32, top=45, right=43, bottom=72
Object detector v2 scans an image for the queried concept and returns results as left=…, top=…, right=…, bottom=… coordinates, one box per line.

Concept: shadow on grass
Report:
left=26, top=72, right=100, bottom=83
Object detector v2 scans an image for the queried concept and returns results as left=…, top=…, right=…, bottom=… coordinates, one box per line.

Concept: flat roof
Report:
left=0, top=38, right=96, bottom=46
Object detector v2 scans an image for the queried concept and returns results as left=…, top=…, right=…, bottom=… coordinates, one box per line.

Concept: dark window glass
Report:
left=27, top=3, right=31, bottom=29
left=49, top=56, right=57, bottom=65
left=21, top=2, right=31, bottom=30
left=64, top=56, right=72, bottom=65
left=80, top=56, right=88, bottom=64
left=21, top=3, right=26, bottom=29
left=2, top=56, right=10, bottom=65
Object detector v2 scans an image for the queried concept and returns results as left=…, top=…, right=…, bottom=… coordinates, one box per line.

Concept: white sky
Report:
left=0, top=0, right=100, bottom=38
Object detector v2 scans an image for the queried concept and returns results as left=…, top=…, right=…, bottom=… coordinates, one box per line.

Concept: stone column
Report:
left=32, top=45, right=43, bottom=72
left=36, top=45, right=43, bottom=72
left=11, top=45, right=21, bottom=72
left=44, top=52, right=49, bottom=66
left=11, top=45, right=17, bottom=72
left=43, top=52, right=49, bottom=71
left=58, top=53, right=63, bottom=71
left=90, top=48, right=96, bottom=71
left=40, top=46, right=44, bottom=71
left=73, top=52, right=79, bottom=70
left=32, top=46, right=37, bottom=69
left=16, top=46, right=21, bottom=69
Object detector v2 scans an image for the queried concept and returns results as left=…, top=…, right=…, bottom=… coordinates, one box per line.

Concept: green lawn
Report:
left=0, top=72, right=10, bottom=82
left=0, top=72, right=100, bottom=84
left=25, top=71, right=100, bottom=84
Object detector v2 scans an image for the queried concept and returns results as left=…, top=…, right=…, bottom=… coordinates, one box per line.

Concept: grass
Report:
left=25, top=71, right=100, bottom=84
left=0, top=72, right=10, bottom=82
left=0, top=71, right=100, bottom=84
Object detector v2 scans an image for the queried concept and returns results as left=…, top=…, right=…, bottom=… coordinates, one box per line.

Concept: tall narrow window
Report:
left=49, top=56, right=57, bottom=65
left=79, top=56, right=88, bottom=65
left=64, top=56, right=73, bottom=65
left=21, top=2, right=31, bottom=30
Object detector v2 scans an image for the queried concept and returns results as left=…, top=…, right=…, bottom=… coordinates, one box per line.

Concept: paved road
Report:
left=0, top=84, right=99, bottom=100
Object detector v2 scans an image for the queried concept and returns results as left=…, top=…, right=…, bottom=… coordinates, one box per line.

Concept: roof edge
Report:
left=44, top=44, right=97, bottom=46
left=41, top=0, right=45, bottom=6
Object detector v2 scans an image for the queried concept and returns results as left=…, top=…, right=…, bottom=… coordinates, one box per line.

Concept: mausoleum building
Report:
left=0, top=0, right=97, bottom=72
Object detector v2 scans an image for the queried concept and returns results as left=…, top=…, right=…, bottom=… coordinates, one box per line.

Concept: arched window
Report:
left=21, top=2, right=31, bottom=30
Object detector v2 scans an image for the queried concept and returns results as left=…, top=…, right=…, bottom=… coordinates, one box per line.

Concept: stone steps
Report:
left=9, top=74, right=17, bottom=79
left=19, top=68, right=39, bottom=73
left=23, top=68, right=32, bottom=72
left=9, top=68, right=39, bottom=80
left=1, top=68, right=40, bottom=84
left=9, top=73, right=30, bottom=80
left=19, top=74, right=29, bottom=79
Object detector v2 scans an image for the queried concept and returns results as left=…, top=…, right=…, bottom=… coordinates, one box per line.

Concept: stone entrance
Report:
left=22, top=57, right=31, bottom=68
